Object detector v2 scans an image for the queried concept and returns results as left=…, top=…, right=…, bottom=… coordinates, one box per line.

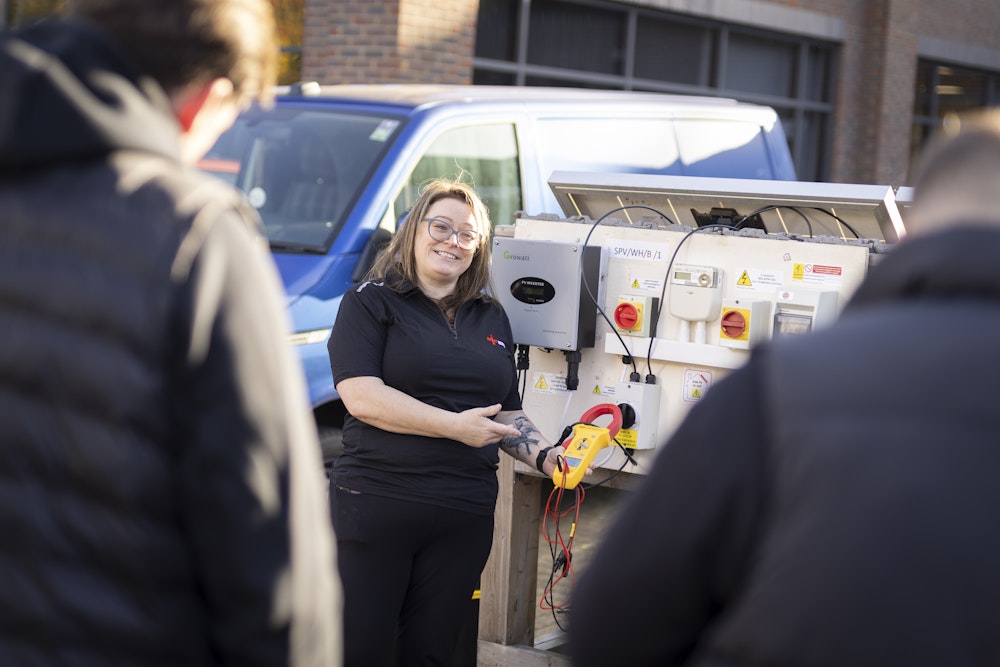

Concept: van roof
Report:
left=274, top=83, right=751, bottom=113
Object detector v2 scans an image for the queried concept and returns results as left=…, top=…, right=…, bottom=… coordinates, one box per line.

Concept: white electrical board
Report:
left=497, top=173, right=905, bottom=476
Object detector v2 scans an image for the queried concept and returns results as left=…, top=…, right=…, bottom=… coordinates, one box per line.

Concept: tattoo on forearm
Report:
left=500, top=415, right=541, bottom=459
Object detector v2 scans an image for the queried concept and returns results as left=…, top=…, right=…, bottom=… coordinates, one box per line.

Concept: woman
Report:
left=327, top=178, right=561, bottom=664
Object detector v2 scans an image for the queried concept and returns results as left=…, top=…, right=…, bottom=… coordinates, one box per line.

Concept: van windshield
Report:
left=198, top=107, right=404, bottom=250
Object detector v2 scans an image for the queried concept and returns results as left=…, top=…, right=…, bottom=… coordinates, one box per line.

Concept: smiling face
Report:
left=414, top=196, right=479, bottom=298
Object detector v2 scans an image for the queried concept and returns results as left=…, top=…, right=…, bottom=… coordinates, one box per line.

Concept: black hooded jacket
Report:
left=0, top=19, right=339, bottom=666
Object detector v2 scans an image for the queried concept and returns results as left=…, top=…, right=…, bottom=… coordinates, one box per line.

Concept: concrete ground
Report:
left=533, top=484, right=629, bottom=650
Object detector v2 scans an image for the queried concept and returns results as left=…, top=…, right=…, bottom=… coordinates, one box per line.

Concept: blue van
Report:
left=199, top=84, right=797, bottom=459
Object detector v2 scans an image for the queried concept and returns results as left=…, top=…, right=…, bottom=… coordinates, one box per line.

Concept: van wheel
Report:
left=318, top=425, right=344, bottom=465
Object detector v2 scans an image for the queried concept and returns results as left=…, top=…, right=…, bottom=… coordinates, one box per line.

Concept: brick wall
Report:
left=875, top=0, right=919, bottom=186
left=918, top=0, right=1000, bottom=45
left=302, top=0, right=478, bottom=85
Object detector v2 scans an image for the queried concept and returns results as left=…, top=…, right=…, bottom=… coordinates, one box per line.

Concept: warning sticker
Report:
left=532, top=372, right=569, bottom=394
left=734, top=268, right=782, bottom=291
left=628, top=276, right=664, bottom=292
left=682, top=369, right=713, bottom=403
left=793, top=262, right=844, bottom=285
left=811, top=264, right=843, bottom=276
left=616, top=429, right=639, bottom=449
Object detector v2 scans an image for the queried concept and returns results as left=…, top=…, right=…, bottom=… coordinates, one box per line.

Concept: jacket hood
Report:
left=847, top=226, right=1000, bottom=310
left=0, top=18, right=180, bottom=172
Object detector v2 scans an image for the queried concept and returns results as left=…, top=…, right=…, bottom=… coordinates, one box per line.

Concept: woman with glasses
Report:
left=326, top=177, right=561, bottom=665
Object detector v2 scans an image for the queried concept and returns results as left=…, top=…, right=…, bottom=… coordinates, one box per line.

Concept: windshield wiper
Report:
left=269, top=240, right=326, bottom=254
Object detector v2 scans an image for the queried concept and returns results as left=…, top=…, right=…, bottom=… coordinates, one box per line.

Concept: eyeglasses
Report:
left=423, top=218, right=481, bottom=250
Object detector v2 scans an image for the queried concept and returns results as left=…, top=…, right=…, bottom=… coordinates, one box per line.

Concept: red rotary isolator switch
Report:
left=614, top=301, right=640, bottom=330
left=720, top=309, right=747, bottom=338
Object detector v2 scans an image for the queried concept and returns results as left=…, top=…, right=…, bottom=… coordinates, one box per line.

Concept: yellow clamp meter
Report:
left=551, top=403, right=623, bottom=490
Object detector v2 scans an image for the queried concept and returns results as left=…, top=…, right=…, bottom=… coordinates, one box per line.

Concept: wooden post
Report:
left=479, top=456, right=544, bottom=645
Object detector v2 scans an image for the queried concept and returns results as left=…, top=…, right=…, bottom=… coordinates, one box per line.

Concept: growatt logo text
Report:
left=503, top=250, right=531, bottom=261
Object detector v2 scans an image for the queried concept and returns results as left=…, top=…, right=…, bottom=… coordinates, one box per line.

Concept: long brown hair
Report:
left=367, top=178, right=495, bottom=311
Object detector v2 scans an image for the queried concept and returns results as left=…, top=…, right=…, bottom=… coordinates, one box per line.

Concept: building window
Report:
left=473, top=0, right=837, bottom=182
left=634, top=18, right=714, bottom=87
left=725, top=32, right=797, bottom=99
left=526, top=0, right=625, bottom=75
left=476, top=0, right=519, bottom=63
left=911, top=60, right=1000, bottom=178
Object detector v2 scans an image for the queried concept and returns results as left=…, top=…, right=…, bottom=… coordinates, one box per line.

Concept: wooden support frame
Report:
left=478, top=456, right=543, bottom=648
left=477, top=453, right=645, bottom=665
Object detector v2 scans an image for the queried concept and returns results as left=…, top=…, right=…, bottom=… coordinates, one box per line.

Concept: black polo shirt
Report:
left=328, top=278, right=522, bottom=515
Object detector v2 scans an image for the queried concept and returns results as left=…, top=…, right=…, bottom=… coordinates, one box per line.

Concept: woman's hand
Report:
left=454, top=403, right=521, bottom=448
left=540, top=442, right=595, bottom=479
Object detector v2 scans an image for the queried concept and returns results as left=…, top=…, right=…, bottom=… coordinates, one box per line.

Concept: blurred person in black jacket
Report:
left=0, top=1, right=341, bottom=665
left=568, top=109, right=1000, bottom=667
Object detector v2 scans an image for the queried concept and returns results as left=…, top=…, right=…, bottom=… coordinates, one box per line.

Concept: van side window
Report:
left=674, top=119, right=774, bottom=179
left=394, top=123, right=522, bottom=229
left=535, top=118, right=682, bottom=177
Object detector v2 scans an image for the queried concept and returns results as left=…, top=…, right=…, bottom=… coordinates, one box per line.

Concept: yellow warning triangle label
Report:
left=737, top=270, right=753, bottom=286
left=593, top=385, right=601, bottom=395
left=535, top=375, right=549, bottom=390
left=631, top=279, right=640, bottom=288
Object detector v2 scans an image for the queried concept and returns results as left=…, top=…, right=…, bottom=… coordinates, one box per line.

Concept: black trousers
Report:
left=331, top=487, right=494, bottom=666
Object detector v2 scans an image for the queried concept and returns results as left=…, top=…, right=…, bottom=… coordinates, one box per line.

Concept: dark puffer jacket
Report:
left=0, top=18, right=340, bottom=667
left=570, top=228, right=1000, bottom=667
